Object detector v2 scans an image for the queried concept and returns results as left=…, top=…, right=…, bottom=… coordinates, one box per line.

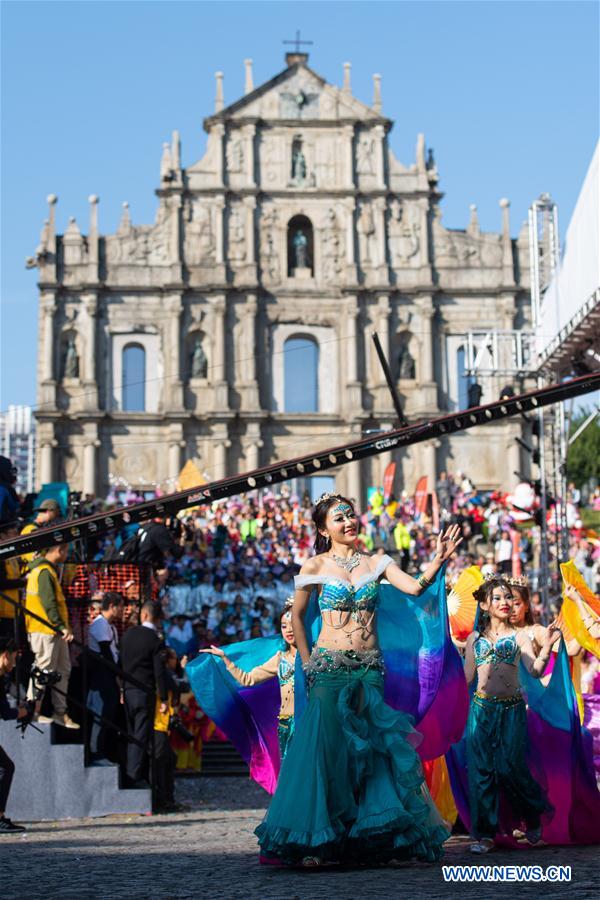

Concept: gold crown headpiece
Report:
left=315, top=491, right=343, bottom=505
left=505, top=575, right=529, bottom=588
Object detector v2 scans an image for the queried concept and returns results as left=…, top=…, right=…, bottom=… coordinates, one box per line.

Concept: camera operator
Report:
left=86, top=592, right=123, bottom=764
left=120, top=601, right=168, bottom=788
left=0, top=637, right=28, bottom=834
left=25, top=543, right=79, bottom=729
left=0, top=522, right=26, bottom=640
left=136, top=514, right=184, bottom=587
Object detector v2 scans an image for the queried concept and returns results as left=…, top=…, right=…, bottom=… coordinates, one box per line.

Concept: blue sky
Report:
left=1, top=0, right=598, bottom=410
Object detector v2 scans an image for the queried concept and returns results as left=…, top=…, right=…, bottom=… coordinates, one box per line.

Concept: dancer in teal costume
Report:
left=255, top=492, right=464, bottom=867
left=463, top=577, right=555, bottom=853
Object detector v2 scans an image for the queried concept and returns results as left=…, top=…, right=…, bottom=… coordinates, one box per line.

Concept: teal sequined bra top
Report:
left=294, top=554, right=393, bottom=614
left=474, top=632, right=519, bottom=667
left=278, top=655, right=295, bottom=686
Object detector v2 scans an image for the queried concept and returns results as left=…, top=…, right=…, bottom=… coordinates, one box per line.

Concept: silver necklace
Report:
left=329, top=551, right=362, bottom=573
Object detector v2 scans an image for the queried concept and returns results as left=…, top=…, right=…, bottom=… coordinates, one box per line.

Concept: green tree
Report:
left=567, top=409, right=600, bottom=489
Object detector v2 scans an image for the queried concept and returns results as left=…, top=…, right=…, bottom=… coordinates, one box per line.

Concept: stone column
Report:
left=374, top=124, right=386, bottom=190
left=244, top=422, right=263, bottom=472
left=344, top=295, right=362, bottom=412
left=418, top=198, right=430, bottom=269
left=38, top=426, right=57, bottom=487
left=374, top=197, right=387, bottom=267
left=215, top=197, right=225, bottom=264
left=345, top=460, right=362, bottom=510
left=169, top=442, right=182, bottom=480
left=211, top=295, right=229, bottom=409
left=83, top=434, right=101, bottom=496
left=345, top=201, right=355, bottom=265
left=422, top=440, right=437, bottom=490
left=244, top=124, right=256, bottom=186
left=507, top=435, right=521, bottom=486
left=343, top=125, right=355, bottom=188
left=244, top=196, right=256, bottom=264
left=41, top=293, right=56, bottom=382
left=213, top=123, right=225, bottom=187
left=165, top=293, right=184, bottom=408
left=415, top=295, right=434, bottom=384
left=213, top=436, right=231, bottom=480
left=372, top=295, right=392, bottom=409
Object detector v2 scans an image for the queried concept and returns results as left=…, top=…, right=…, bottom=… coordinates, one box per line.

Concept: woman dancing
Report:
left=464, top=577, right=555, bottom=853
left=255, top=492, right=463, bottom=867
left=201, top=601, right=297, bottom=759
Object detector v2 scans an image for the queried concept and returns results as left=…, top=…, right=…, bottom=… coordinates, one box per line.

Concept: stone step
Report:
left=1, top=720, right=151, bottom=821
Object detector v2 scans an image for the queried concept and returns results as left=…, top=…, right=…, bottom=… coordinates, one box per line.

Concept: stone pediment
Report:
left=205, top=62, right=388, bottom=126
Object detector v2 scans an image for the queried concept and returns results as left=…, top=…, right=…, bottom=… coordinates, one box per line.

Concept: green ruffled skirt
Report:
left=255, top=665, right=449, bottom=864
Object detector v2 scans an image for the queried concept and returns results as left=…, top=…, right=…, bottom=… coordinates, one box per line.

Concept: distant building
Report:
left=28, top=51, right=531, bottom=501
left=0, top=405, right=36, bottom=495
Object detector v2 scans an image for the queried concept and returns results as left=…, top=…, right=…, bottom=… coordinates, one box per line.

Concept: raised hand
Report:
left=199, top=644, right=226, bottom=657
left=435, top=524, right=463, bottom=561
left=564, top=584, right=583, bottom=604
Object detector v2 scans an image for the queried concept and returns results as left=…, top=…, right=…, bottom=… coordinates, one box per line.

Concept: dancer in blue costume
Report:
left=463, top=577, right=555, bottom=853
left=201, top=600, right=297, bottom=759
left=255, top=492, right=463, bottom=867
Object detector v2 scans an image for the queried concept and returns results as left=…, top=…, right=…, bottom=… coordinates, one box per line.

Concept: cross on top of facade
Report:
left=283, top=29, right=313, bottom=54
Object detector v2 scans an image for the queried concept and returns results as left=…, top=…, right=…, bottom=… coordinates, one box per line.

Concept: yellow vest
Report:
left=20, top=522, right=39, bottom=564
left=0, top=557, right=21, bottom=619
left=25, top=561, right=69, bottom=634
left=154, top=690, right=175, bottom=733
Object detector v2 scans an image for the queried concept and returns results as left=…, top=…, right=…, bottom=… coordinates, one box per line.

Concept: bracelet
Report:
left=417, top=574, right=433, bottom=588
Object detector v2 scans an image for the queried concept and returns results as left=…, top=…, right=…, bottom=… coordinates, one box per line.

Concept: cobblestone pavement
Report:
left=1, top=777, right=596, bottom=899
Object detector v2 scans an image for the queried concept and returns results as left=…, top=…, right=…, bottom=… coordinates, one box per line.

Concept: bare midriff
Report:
left=315, top=609, right=378, bottom=653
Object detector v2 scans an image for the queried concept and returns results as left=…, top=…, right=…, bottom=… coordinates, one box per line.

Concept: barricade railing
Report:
left=0, top=587, right=158, bottom=811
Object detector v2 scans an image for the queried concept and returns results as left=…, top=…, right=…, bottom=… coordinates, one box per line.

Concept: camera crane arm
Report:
left=0, top=372, right=597, bottom=562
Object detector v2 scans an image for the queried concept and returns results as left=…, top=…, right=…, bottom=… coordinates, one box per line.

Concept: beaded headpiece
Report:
left=315, top=491, right=343, bottom=506
left=283, top=595, right=295, bottom=611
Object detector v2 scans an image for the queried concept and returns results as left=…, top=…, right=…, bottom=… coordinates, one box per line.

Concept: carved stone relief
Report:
left=260, top=208, right=280, bottom=282
left=227, top=205, right=246, bottom=262
left=226, top=136, right=245, bottom=173
left=321, top=207, right=345, bottom=285
left=184, top=199, right=215, bottom=265
left=357, top=200, right=377, bottom=265
left=356, top=134, right=376, bottom=175
left=388, top=199, right=419, bottom=266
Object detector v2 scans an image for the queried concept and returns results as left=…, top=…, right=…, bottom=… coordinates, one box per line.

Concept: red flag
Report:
left=383, top=462, right=396, bottom=503
left=415, top=476, right=428, bottom=516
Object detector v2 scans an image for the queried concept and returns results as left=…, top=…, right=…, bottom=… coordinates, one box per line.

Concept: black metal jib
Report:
left=0, top=372, right=598, bottom=562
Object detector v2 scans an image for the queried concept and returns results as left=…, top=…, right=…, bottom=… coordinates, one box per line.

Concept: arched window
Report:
left=122, top=343, right=146, bottom=411
left=456, top=346, right=474, bottom=410
left=287, top=215, right=314, bottom=276
left=284, top=336, right=318, bottom=412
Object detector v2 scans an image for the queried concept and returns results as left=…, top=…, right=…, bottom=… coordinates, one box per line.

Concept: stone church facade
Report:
left=30, top=52, right=531, bottom=503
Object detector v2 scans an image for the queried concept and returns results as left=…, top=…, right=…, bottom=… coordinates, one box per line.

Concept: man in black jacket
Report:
left=120, top=601, right=168, bottom=787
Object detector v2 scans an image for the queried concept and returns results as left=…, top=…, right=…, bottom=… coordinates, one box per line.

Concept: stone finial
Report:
left=118, top=201, right=132, bottom=234
left=171, top=130, right=181, bottom=171
left=88, top=195, right=99, bottom=233
left=499, top=198, right=515, bottom=284
left=46, top=194, right=57, bottom=238
left=343, top=62, right=352, bottom=94
left=468, top=203, right=480, bottom=237
left=215, top=71, right=224, bottom=112
left=372, top=74, right=382, bottom=113
left=160, top=142, right=173, bottom=181
left=244, top=59, right=254, bottom=94
left=416, top=133, right=426, bottom=173
left=64, top=216, right=81, bottom=236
